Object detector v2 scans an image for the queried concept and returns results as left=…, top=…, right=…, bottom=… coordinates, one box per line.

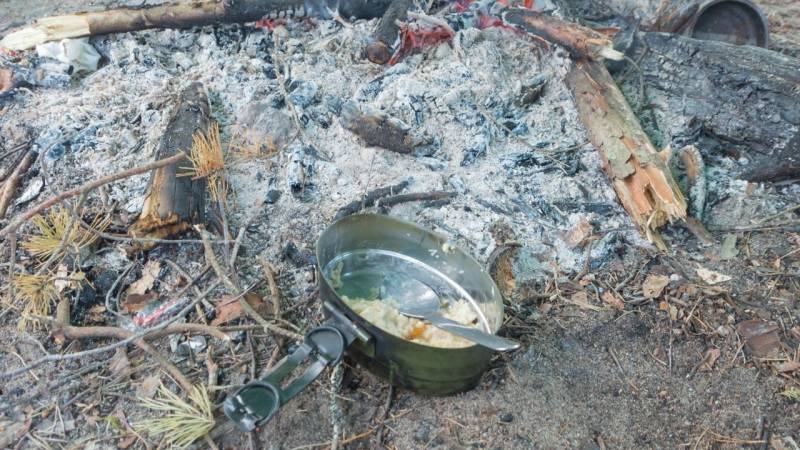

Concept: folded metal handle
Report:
left=223, top=302, right=368, bottom=432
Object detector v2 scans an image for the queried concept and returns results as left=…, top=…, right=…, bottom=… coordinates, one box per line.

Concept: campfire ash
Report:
left=1, top=15, right=639, bottom=284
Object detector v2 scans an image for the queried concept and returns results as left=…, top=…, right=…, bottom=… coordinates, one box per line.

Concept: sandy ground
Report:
left=1, top=1, right=799, bottom=450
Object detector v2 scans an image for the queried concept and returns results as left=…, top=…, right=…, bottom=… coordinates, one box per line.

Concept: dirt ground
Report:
left=1, top=1, right=799, bottom=450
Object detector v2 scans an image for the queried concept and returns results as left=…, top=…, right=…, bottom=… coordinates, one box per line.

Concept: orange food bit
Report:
left=406, top=322, right=428, bottom=340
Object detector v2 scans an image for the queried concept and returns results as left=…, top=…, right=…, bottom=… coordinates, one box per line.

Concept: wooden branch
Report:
left=54, top=298, right=194, bottom=394
left=0, top=150, right=34, bottom=218
left=566, top=60, right=686, bottom=247
left=129, top=83, right=210, bottom=249
left=1, top=0, right=394, bottom=50
left=504, top=8, right=623, bottom=61
left=0, top=152, right=185, bottom=238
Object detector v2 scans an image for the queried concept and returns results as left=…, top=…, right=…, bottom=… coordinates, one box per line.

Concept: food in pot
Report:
left=343, top=297, right=481, bottom=348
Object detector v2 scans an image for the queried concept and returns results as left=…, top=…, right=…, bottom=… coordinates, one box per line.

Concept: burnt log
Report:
left=129, top=82, right=210, bottom=248
left=1, top=0, right=393, bottom=50
left=619, top=32, right=800, bottom=181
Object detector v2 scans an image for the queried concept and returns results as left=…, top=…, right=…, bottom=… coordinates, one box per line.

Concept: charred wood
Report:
left=1, top=0, right=394, bottom=50
left=129, top=82, right=210, bottom=248
left=620, top=32, right=800, bottom=182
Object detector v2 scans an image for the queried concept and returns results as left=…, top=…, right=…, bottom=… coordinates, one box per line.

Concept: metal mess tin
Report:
left=224, top=214, right=511, bottom=432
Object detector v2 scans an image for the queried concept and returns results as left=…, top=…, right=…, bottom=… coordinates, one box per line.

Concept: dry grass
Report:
left=136, top=383, right=215, bottom=449
left=179, top=123, right=228, bottom=203
left=15, top=273, right=59, bottom=330
left=780, top=386, right=800, bottom=401
left=21, top=206, right=109, bottom=263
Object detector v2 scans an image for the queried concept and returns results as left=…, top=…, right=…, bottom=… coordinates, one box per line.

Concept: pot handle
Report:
left=223, top=303, right=368, bottom=432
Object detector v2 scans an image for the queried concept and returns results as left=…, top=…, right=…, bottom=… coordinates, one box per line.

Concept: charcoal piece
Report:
left=286, top=144, right=315, bottom=195
left=340, top=102, right=428, bottom=154
left=448, top=175, right=467, bottom=194
left=265, top=189, right=282, bottom=204
left=334, top=179, right=411, bottom=219
left=516, top=73, right=548, bottom=107
left=408, top=95, right=425, bottom=125
left=288, top=80, right=318, bottom=108
left=417, top=156, right=445, bottom=171
left=129, top=83, right=210, bottom=248
left=281, top=241, right=317, bottom=267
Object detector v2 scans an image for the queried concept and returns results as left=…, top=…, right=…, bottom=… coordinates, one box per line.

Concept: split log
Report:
left=507, top=9, right=687, bottom=246
left=567, top=60, right=687, bottom=246
left=129, top=82, right=210, bottom=248
left=0, top=0, right=393, bottom=50
left=619, top=32, right=800, bottom=182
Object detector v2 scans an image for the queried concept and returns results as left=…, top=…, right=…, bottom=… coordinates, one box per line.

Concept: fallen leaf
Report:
left=659, top=301, right=678, bottom=321
left=775, top=360, right=800, bottom=373
left=121, top=291, right=157, bottom=314
left=736, top=320, right=781, bottom=358
left=642, top=275, right=670, bottom=298
left=719, top=234, right=739, bottom=260
left=696, top=265, right=731, bottom=285
left=601, top=290, right=624, bottom=310
left=108, top=347, right=131, bottom=379
left=564, top=218, right=593, bottom=248
left=127, top=260, right=161, bottom=296
left=211, top=292, right=268, bottom=326
left=698, top=348, right=721, bottom=371
left=137, top=374, right=161, bottom=399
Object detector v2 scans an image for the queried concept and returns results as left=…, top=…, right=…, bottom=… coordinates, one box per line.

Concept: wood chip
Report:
left=659, top=301, right=678, bottom=321
left=642, top=274, right=670, bottom=298
left=564, top=217, right=593, bottom=248
left=698, top=348, right=720, bottom=371
left=108, top=347, right=131, bottom=379
left=211, top=292, right=268, bottom=326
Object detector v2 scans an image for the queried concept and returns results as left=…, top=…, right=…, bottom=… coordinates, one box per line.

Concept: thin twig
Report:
left=0, top=152, right=186, bottom=237
left=0, top=150, right=34, bottom=218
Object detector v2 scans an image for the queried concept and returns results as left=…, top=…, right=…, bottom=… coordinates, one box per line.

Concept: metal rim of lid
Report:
left=685, top=0, right=770, bottom=48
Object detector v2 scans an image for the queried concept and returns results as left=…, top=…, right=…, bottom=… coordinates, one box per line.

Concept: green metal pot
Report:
left=316, top=213, right=505, bottom=395
left=224, top=214, right=509, bottom=432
